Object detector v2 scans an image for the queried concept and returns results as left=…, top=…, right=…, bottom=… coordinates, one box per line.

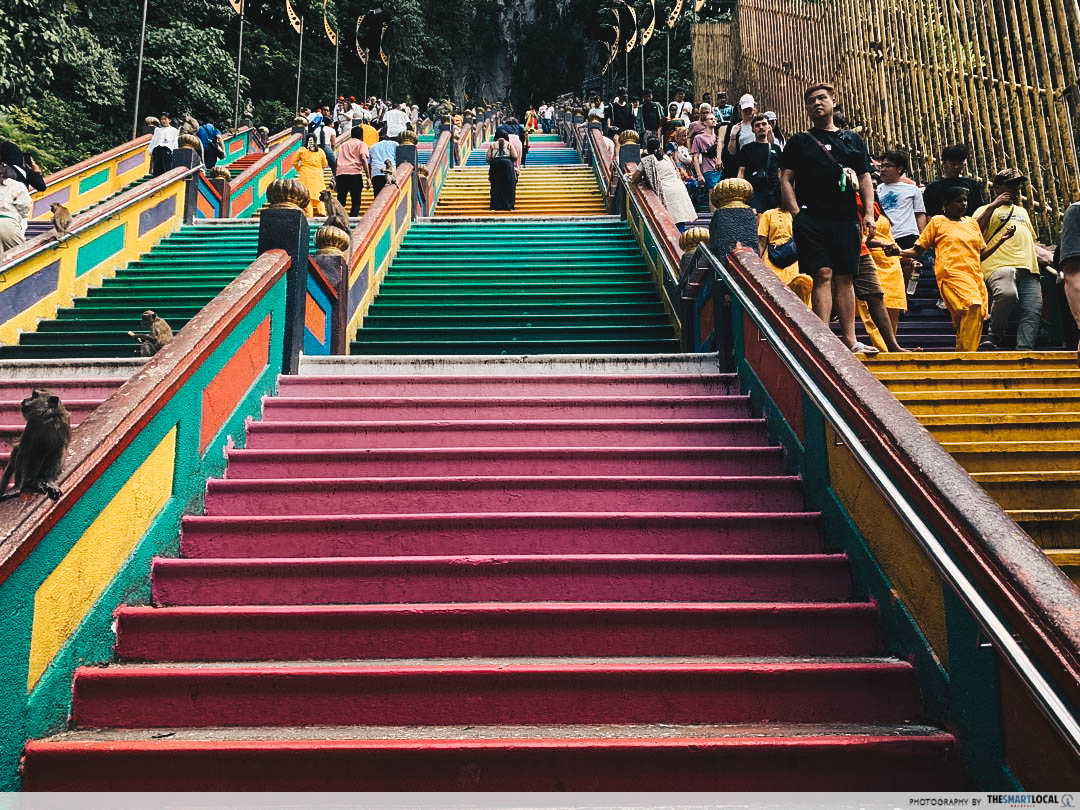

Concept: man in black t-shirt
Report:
left=640, top=90, right=664, bottom=137
left=922, top=143, right=985, bottom=217
left=781, top=83, right=895, bottom=354
left=736, top=114, right=783, bottom=212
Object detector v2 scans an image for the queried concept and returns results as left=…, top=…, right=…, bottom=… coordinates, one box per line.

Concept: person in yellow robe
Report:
left=293, top=135, right=329, bottom=215
left=902, top=186, right=1014, bottom=352
left=858, top=200, right=909, bottom=351
left=757, top=207, right=813, bottom=306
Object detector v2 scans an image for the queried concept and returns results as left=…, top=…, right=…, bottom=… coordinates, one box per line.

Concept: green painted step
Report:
left=353, top=218, right=677, bottom=356
left=0, top=223, right=312, bottom=359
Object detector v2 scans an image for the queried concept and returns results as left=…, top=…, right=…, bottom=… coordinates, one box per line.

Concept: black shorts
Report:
left=792, top=212, right=862, bottom=276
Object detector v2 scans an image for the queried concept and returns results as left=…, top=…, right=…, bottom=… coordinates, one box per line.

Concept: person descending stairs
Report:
left=864, top=350, right=1080, bottom=584
left=433, top=164, right=606, bottom=217
left=21, top=353, right=960, bottom=790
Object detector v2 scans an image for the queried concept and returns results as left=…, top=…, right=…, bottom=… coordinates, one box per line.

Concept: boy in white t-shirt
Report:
left=876, top=150, right=926, bottom=249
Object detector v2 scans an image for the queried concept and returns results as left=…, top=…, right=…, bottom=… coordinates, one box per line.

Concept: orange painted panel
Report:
left=200, top=316, right=271, bottom=452
left=305, top=292, right=327, bottom=345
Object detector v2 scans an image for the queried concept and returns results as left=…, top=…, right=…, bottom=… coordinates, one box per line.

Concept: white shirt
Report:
left=538, top=104, right=548, bottom=119
left=383, top=108, right=409, bottom=138
left=315, top=124, right=336, bottom=148
left=878, top=181, right=926, bottom=239
left=351, top=103, right=367, bottom=122
left=0, top=177, right=33, bottom=233
left=148, top=125, right=179, bottom=151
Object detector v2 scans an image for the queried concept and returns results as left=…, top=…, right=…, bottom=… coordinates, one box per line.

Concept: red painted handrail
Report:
left=0, top=250, right=291, bottom=582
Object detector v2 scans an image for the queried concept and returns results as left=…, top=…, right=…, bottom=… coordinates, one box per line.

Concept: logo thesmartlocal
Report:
left=986, top=795, right=1075, bottom=807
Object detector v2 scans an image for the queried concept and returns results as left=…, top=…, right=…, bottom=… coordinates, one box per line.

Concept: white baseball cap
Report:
left=739, top=94, right=756, bottom=110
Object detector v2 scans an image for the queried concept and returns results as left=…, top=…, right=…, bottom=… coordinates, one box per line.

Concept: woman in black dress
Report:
left=487, top=130, right=518, bottom=211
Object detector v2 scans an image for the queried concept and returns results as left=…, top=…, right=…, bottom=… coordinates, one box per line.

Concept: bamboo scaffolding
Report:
left=691, top=0, right=1080, bottom=237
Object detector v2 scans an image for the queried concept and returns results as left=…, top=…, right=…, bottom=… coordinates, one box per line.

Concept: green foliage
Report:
left=0, top=0, right=66, bottom=103
left=142, top=23, right=248, bottom=124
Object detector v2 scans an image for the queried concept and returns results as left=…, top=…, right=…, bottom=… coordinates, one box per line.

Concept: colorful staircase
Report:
left=21, top=354, right=959, bottom=790
left=864, top=351, right=1080, bottom=583
left=464, top=145, right=582, bottom=167
left=25, top=176, right=150, bottom=239
left=352, top=218, right=677, bottom=355
left=0, top=222, right=305, bottom=359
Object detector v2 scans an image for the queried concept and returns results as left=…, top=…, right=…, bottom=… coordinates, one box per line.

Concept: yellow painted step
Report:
left=876, top=369, right=1080, bottom=393
left=1008, top=510, right=1080, bottom=548
left=863, top=351, right=1077, bottom=373
left=970, top=470, right=1080, bottom=511
left=945, top=441, right=1080, bottom=473
left=920, top=413, right=1080, bottom=443
left=895, top=389, right=1080, bottom=415
left=1044, top=548, right=1080, bottom=585
left=435, top=166, right=607, bottom=219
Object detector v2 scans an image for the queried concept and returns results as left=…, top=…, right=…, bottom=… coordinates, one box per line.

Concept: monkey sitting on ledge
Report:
left=0, top=388, right=70, bottom=503
left=128, top=310, right=173, bottom=356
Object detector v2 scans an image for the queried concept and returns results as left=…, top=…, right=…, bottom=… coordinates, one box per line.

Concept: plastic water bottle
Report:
left=906, top=262, right=921, bottom=296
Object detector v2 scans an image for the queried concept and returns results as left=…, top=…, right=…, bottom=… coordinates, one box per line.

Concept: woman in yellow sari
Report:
left=293, top=135, right=329, bottom=215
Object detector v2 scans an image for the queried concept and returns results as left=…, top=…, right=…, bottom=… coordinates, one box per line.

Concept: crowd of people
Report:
left=600, top=80, right=1071, bottom=356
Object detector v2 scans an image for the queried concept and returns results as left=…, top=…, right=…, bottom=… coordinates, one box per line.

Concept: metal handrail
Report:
left=701, top=243, right=1080, bottom=758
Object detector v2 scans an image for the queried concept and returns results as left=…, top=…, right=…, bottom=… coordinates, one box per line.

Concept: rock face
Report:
left=463, top=0, right=582, bottom=105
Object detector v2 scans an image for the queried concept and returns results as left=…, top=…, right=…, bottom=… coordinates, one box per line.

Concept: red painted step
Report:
left=243, top=418, right=772, bottom=449
left=178, top=512, right=825, bottom=558
left=261, top=395, right=752, bottom=421
left=202, top=475, right=805, bottom=515
left=223, top=446, right=789, bottom=478
left=150, top=554, right=852, bottom=606
left=115, top=602, right=882, bottom=661
left=276, top=373, right=738, bottom=398
left=22, top=729, right=961, bottom=791
left=70, top=659, right=921, bottom=729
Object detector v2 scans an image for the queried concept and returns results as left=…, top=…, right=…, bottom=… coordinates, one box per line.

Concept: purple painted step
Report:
left=150, top=554, right=852, bottom=606
left=244, top=419, right=771, bottom=449
left=201, top=475, right=806, bottom=515
left=223, top=446, right=789, bottom=479
left=179, top=512, right=825, bottom=558
left=115, top=602, right=883, bottom=661
left=276, top=374, right=738, bottom=398
left=261, top=395, right=752, bottom=421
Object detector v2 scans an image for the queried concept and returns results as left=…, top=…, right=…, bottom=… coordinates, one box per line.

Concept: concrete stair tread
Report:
left=84, top=654, right=910, bottom=671
left=31, top=720, right=953, bottom=743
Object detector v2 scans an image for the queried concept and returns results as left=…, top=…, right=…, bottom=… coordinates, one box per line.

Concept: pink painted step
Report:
left=115, top=602, right=882, bottom=661
left=21, top=731, right=962, bottom=791
left=0, top=378, right=127, bottom=399
left=150, top=554, right=853, bottom=606
left=201, top=475, right=805, bottom=515
left=260, top=395, right=752, bottom=421
left=223, top=446, right=788, bottom=479
left=179, top=512, right=825, bottom=558
left=243, top=418, right=771, bottom=449
left=70, top=659, right=922, bottom=729
left=276, top=373, right=738, bottom=398
left=0, top=398, right=106, bottom=424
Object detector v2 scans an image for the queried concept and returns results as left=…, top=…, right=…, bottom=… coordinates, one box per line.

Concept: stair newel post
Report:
left=616, top=142, right=640, bottom=219
left=313, top=226, right=352, bottom=355
left=258, top=179, right=312, bottom=374
left=396, top=131, right=419, bottom=168
left=172, top=146, right=201, bottom=224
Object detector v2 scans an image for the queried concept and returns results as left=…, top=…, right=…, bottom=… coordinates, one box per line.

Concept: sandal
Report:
left=849, top=341, right=880, bottom=356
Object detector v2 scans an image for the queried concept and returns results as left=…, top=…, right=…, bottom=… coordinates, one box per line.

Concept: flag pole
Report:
left=295, top=20, right=304, bottom=113
left=232, top=0, right=246, bottom=131
left=131, top=0, right=149, bottom=139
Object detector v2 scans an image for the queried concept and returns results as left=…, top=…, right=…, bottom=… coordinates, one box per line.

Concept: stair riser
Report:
left=201, top=479, right=805, bottom=515
left=0, top=400, right=103, bottom=422
left=260, top=400, right=752, bottom=421
left=71, top=665, right=921, bottom=728
left=20, top=736, right=961, bottom=791
left=115, top=606, right=881, bottom=661
left=222, top=448, right=786, bottom=478
left=276, top=376, right=737, bottom=397
left=150, top=557, right=851, bottom=605
left=243, top=423, right=771, bottom=449
left=178, top=514, right=824, bottom=558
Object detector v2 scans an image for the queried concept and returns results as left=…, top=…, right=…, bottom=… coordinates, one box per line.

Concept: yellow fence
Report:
left=694, top=0, right=1080, bottom=238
